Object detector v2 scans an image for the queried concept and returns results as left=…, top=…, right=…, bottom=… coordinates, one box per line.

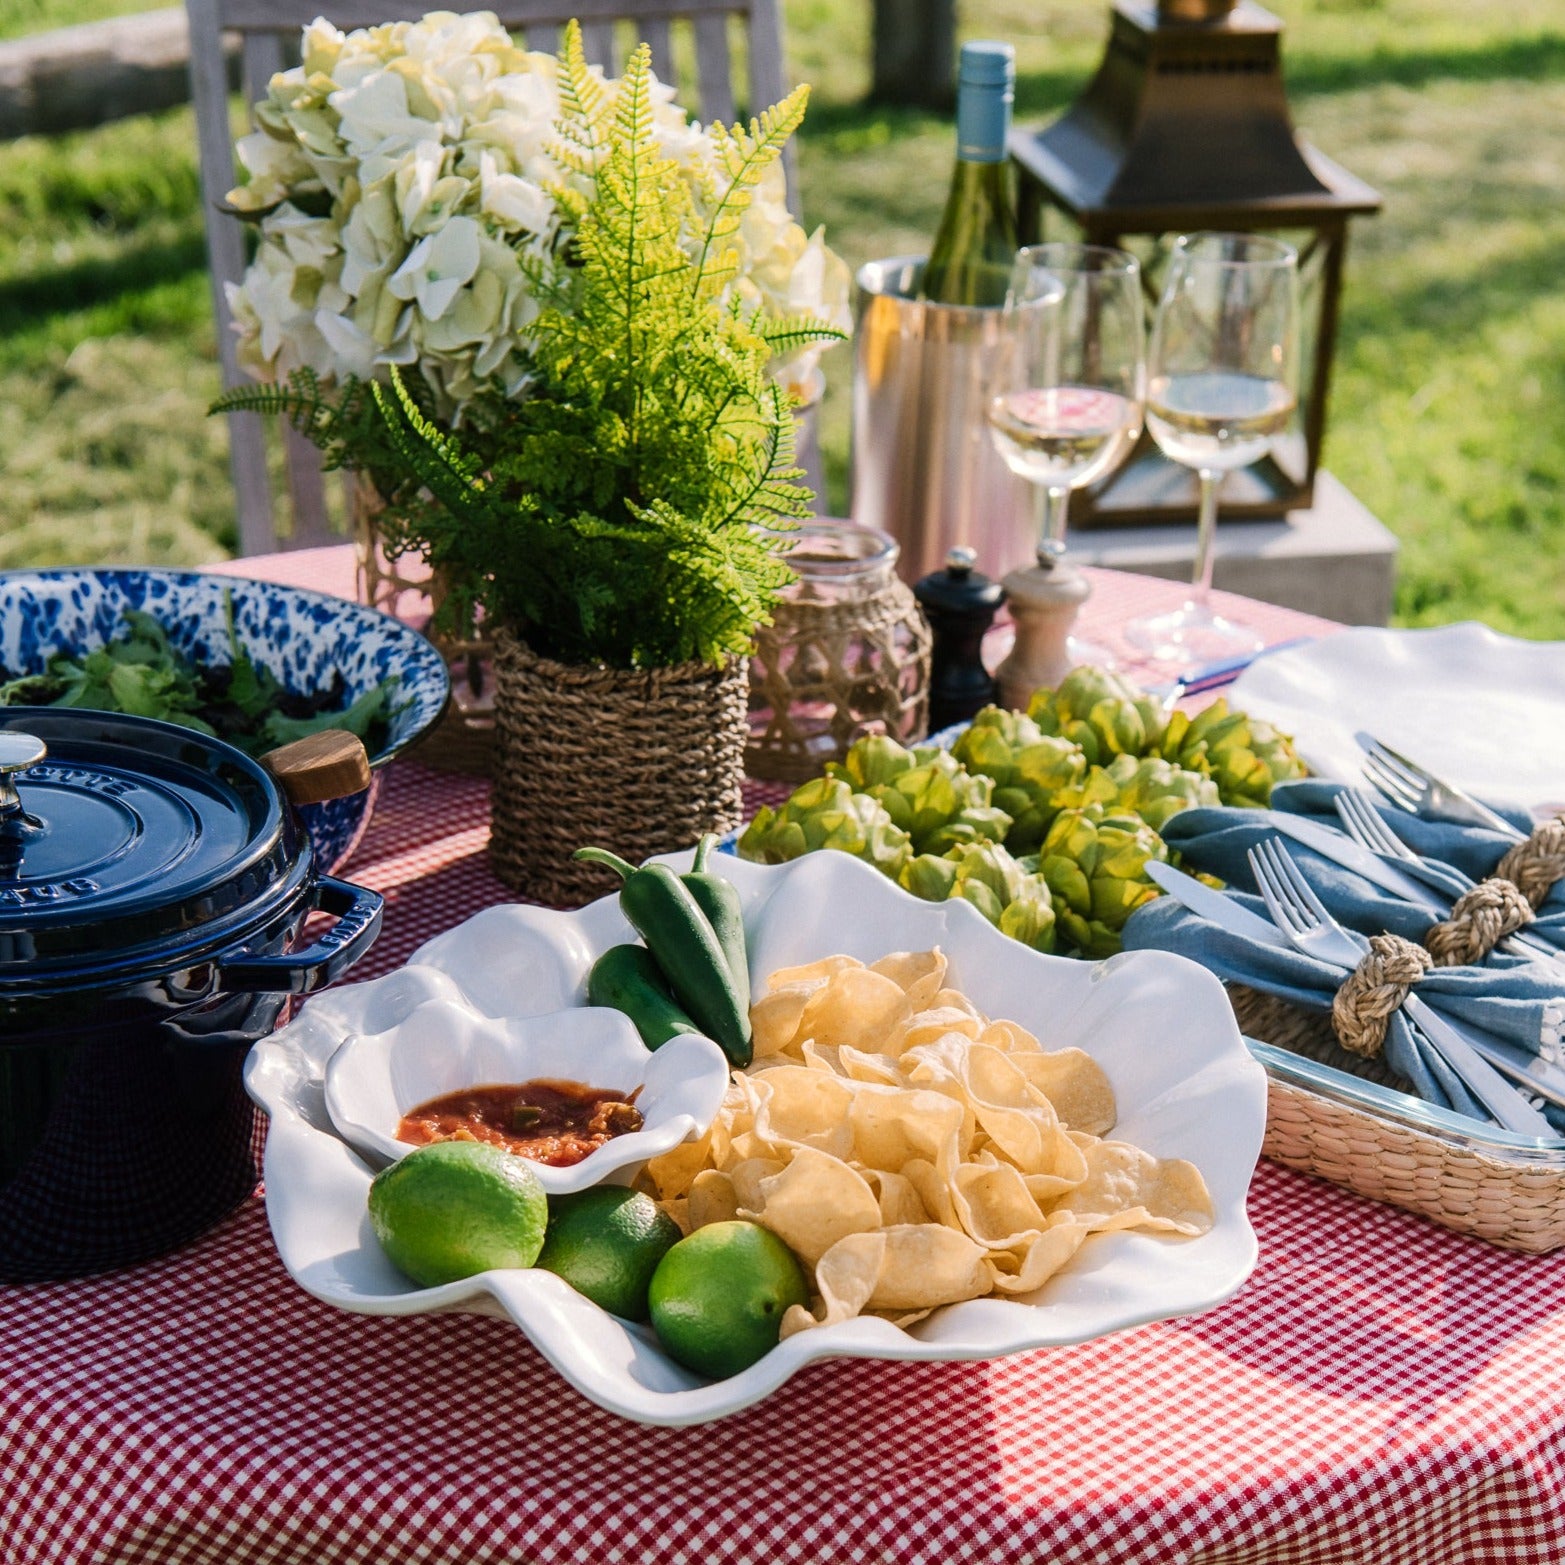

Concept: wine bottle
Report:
left=920, top=40, right=1018, bottom=308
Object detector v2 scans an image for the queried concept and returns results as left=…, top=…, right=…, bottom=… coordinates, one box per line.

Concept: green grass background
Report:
left=0, top=0, right=1561, bottom=633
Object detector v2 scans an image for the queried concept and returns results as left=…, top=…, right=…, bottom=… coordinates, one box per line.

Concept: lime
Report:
left=535, top=1186, right=682, bottom=1321
left=368, top=1141, right=548, bottom=1287
left=648, top=1220, right=809, bottom=1380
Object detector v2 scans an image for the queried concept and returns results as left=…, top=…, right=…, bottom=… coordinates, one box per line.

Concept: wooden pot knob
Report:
left=262, top=730, right=372, bottom=806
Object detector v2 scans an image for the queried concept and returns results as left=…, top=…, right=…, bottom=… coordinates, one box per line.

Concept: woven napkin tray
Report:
left=1230, top=985, right=1565, bottom=1253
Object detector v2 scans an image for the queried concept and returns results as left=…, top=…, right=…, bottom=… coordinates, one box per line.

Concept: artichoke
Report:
left=1028, top=667, right=1167, bottom=767
left=828, top=736, right=1009, bottom=856
left=874, top=764, right=1010, bottom=856
left=941, top=840, right=1032, bottom=926
left=950, top=705, right=1046, bottom=778
left=737, top=777, right=912, bottom=879
left=1097, top=753, right=1220, bottom=832
left=1153, top=698, right=1308, bottom=809
left=952, top=708, right=1091, bottom=854
left=998, top=884, right=1058, bottom=954
left=899, top=851, right=959, bottom=903
left=1038, top=806, right=1169, bottom=959
left=826, top=734, right=921, bottom=792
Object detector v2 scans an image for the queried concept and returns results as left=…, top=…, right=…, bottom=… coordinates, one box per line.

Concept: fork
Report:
left=1334, top=789, right=1565, bottom=968
left=1247, top=838, right=1559, bottom=1135
left=1356, top=732, right=1525, bottom=840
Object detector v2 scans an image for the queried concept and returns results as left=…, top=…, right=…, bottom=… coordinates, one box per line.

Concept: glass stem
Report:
left=1191, top=468, right=1220, bottom=605
left=1036, top=485, right=1069, bottom=569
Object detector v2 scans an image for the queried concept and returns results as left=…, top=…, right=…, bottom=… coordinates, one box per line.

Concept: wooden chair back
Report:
left=187, top=0, right=794, bottom=554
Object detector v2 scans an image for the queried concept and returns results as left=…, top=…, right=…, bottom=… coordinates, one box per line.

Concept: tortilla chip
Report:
left=798, top=968, right=912, bottom=1052
left=741, top=1146, right=882, bottom=1267
left=751, top=986, right=813, bottom=1059
left=664, top=950, right=1214, bottom=1341
left=1049, top=1140, right=1214, bottom=1236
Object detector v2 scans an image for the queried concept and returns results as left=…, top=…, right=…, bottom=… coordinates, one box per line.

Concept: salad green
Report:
left=0, top=599, right=402, bottom=760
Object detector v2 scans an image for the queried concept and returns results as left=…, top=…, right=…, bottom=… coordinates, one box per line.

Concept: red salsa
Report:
left=397, top=1079, right=644, bottom=1167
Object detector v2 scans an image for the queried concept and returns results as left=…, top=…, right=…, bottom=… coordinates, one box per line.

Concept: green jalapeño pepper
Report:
left=574, top=847, right=753, bottom=1067
left=682, top=835, right=751, bottom=1021
left=586, top=944, right=701, bottom=1051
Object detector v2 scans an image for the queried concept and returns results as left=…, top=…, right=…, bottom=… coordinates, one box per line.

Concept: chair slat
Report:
left=524, top=21, right=559, bottom=56
left=282, top=427, right=336, bottom=548
left=240, top=32, right=285, bottom=103
left=579, top=20, right=618, bottom=74
left=692, top=13, right=735, bottom=126
left=642, top=17, right=674, bottom=84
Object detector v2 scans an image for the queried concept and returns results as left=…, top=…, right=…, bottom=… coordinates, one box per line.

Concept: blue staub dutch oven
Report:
left=0, top=708, right=383, bottom=1283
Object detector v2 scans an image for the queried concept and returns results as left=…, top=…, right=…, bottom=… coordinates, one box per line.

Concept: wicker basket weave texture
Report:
left=1231, top=985, right=1565, bottom=1254
left=489, top=630, right=749, bottom=907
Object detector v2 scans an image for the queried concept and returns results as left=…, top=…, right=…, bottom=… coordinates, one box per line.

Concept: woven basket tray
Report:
left=1230, top=985, right=1565, bottom=1253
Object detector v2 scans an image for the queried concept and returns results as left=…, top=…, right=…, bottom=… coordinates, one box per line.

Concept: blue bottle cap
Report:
left=956, top=41, right=1015, bottom=161
left=958, top=40, right=1015, bottom=90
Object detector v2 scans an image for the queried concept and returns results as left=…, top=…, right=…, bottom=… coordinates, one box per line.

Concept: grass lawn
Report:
left=0, top=0, right=1561, bottom=633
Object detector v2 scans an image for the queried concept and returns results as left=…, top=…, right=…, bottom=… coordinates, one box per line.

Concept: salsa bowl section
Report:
left=0, top=708, right=382, bottom=1284
left=0, top=568, right=451, bottom=871
left=247, top=850, right=1267, bottom=1425
left=323, top=1002, right=730, bottom=1192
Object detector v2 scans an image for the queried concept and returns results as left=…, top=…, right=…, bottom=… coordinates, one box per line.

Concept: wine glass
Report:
left=1124, top=232, right=1301, bottom=661
left=986, top=242, right=1144, bottom=670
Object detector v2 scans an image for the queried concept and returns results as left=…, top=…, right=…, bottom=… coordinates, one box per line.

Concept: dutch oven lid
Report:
left=0, top=710, right=296, bottom=974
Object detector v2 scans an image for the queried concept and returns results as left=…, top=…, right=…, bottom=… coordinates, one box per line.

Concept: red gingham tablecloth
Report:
left=8, top=562, right=1565, bottom=1565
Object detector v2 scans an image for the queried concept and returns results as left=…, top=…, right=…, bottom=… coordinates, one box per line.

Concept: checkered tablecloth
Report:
left=9, top=563, right=1565, bottom=1565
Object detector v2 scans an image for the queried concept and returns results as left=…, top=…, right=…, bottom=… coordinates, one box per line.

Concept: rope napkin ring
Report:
left=1332, top=933, right=1433, bottom=1058
left=1424, top=878, right=1536, bottom=966
left=1496, top=817, right=1565, bottom=909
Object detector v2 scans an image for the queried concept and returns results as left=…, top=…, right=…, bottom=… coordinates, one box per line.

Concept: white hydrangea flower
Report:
left=477, top=149, right=552, bottom=235
left=394, top=140, right=470, bottom=236
left=389, top=214, right=482, bottom=320
left=226, top=10, right=850, bottom=420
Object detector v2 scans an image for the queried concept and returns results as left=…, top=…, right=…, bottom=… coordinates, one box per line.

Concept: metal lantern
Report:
left=1009, top=0, right=1381, bottom=527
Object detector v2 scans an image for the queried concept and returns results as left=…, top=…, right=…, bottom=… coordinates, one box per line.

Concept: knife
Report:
left=1147, top=636, right=1314, bottom=703
left=1265, top=813, right=1450, bottom=915
left=1144, top=861, right=1290, bottom=949
left=1148, top=855, right=1565, bottom=1118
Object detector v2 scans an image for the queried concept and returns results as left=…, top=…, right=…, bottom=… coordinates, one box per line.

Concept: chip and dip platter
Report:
left=245, top=849, right=1267, bottom=1426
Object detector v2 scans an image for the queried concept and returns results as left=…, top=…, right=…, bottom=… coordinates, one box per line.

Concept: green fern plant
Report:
left=217, top=21, right=845, bottom=671
left=375, top=24, right=844, bottom=669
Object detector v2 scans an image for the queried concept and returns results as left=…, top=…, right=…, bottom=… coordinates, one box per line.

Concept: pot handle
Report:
left=215, top=876, right=384, bottom=996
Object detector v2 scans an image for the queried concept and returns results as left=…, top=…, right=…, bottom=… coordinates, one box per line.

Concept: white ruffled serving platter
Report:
left=245, top=851, right=1268, bottom=1427
left=1232, top=622, right=1565, bottom=818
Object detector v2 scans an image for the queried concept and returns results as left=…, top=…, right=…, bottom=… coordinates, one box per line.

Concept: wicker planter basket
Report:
left=489, top=630, right=749, bottom=906
left=1230, top=984, right=1565, bottom=1253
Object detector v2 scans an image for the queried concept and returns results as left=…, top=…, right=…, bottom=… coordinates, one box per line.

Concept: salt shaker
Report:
left=913, top=547, right=1005, bottom=732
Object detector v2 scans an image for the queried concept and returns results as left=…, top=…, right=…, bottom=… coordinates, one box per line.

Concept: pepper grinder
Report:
left=993, top=553, right=1091, bottom=711
left=912, top=546, right=1005, bottom=731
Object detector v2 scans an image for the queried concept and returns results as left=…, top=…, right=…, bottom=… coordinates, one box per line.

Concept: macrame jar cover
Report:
left=489, top=630, right=749, bottom=906
left=747, top=523, right=932, bottom=783
left=352, top=473, right=494, bottom=776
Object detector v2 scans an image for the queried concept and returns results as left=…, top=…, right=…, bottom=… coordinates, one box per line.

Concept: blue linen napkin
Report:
left=1160, top=780, right=1565, bottom=954
left=1122, top=888, right=1565, bottom=1128
left=1122, top=781, right=1565, bottom=1129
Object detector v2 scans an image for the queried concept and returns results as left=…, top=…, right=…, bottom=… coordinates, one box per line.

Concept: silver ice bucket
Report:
left=850, top=257, right=1033, bottom=585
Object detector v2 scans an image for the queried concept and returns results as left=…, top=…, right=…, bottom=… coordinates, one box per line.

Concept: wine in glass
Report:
left=986, top=242, right=1144, bottom=683
left=1125, top=232, right=1300, bottom=661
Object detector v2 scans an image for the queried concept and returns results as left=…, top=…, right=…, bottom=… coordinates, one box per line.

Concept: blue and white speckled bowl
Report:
left=0, top=568, right=450, bottom=872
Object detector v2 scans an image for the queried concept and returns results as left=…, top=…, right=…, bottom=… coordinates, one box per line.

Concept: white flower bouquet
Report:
left=224, top=9, right=851, bottom=417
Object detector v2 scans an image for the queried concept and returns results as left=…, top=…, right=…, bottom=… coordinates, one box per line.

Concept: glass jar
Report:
left=747, top=523, right=933, bottom=782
